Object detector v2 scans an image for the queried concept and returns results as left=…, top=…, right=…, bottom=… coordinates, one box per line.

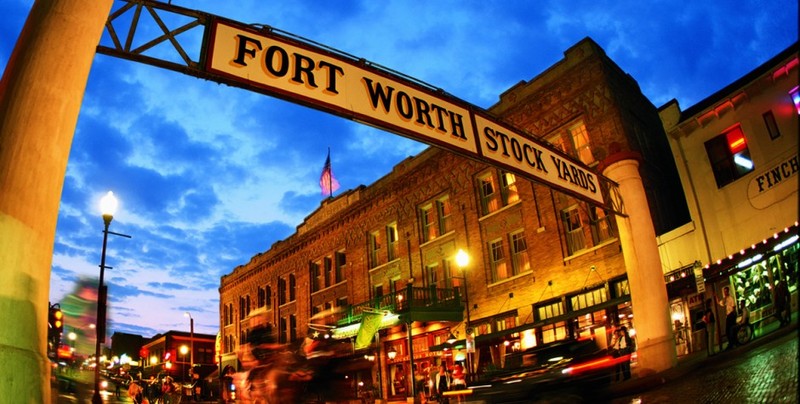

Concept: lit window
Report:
left=790, top=86, right=800, bottom=115
left=704, top=125, right=755, bottom=188
left=489, top=238, right=508, bottom=282
left=568, top=122, right=595, bottom=165
left=419, top=194, right=452, bottom=242
left=561, top=206, right=586, bottom=255
left=477, top=170, right=520, bottom=216
left=510, top=231, right=530, bottom=274
left=368, top=230, right=382, bottom=268
left=386, top=223, right=399, bottom=261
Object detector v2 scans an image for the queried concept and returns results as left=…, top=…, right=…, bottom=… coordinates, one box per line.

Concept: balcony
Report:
left=337, top=284, right=465, bottom=328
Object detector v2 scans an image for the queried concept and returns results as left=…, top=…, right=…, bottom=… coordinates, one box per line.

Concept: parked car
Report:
left=467, top=337, right=620, bottom=403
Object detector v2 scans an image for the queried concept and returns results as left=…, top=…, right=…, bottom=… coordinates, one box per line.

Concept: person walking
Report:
left=717, top=286, right=736, bottom=350
left=432, top=364, right=451, bottom=404
left=703, top=299, right=717, bottom=356
left=774, top=280, right=790, bottom=327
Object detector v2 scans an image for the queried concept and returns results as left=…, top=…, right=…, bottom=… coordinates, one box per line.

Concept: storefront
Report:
left=703, top=224, right=798, bottom=342
left=664, top=262, right=706, bottom=356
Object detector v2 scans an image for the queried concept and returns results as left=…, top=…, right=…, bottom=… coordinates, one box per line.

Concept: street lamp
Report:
left=180, top=345, right=189, bottom=383
left=455, top=249, right=473, bottom=382
left=93, top=191, right=131, bottom=404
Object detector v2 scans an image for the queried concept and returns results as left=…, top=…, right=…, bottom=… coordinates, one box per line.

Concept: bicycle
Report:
left=734, top=322, right=753, bottom=345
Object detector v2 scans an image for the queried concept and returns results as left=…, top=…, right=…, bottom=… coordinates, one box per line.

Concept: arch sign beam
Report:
left=98, top=0, right=624, bottom=215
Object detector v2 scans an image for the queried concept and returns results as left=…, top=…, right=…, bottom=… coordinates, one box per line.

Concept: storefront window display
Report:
left=732, top=236, right=798, bottom=311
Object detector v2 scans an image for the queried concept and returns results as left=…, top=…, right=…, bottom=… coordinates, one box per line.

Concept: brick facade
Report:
left=219, top=37, right=690, bottom=398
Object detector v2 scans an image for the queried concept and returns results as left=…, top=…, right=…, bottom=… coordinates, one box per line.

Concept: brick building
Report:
left=219, top=37, right=690, bottom=401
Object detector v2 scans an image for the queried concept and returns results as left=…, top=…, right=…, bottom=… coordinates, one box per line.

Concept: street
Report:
left=610, top=328, right=798, bottom=403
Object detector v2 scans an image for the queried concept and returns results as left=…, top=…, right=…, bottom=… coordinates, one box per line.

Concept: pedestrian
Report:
left=703, top=298, right=717, bottom=356
left=128, top=379, right=144, bottom=404
left=610, top=327, right=633, bottom=381
left=432, top=364, right=451, bottom=403
left=717, top=286, right=736, bottom=350
left=774, top=280, right=790, bottom=326
left=413, top=363, right=427, bottom=403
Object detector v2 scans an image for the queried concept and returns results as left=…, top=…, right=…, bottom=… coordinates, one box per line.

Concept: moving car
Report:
left=467, top=337, right=624, bottom=403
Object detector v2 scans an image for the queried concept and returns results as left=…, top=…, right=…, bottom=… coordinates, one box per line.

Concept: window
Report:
left=336, top=297, right=348, bottom=308
left=478, top=170, right=520, bottom=216
left=535, top=301, right=564, bottom=321
left=278, top=277, right=287, bottom=305
left=588, top=205, right=615, bottom=244
left=335, top=251, right=346, bottom=283
left=425, top=261, right=454, bottom=289
left=257, top=286, right=266, bottom=308
left=570, top=288, right=608, bottom=311
left=763, top=110, right=781, bottom=140
left=561, top=206, right=586, bottom=255
left=494, top=313, right=518, bottom=332
left=290, top=315, right=297, bottom=341
left=510, top=231, right=530, bottom=274
left=239, top=295, right=250, bottom=320
left=387, top=223, right=399, bottom=261
left=265, top=286, right=272, bottom=310
left=289, top=274, right=296, bottom=302
left=705, top=125, right=755, bottom=188
left=279, top=317, right=287, bottom=343
left=419, top=195, right=453, bottom=242
left=502, top=172, right=520, bottom=204
left=324, top=257, right=332, bottom=287
left=368, top=230, right=382, bottom=268
left=489, top=238, right=508, bottom=281
left=568, top=122, right=595, bottom=165
left=311, top=261, right=322, bottom=293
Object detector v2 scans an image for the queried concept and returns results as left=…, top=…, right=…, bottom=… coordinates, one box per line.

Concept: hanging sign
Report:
left=206, top=20, right=606, bottom=205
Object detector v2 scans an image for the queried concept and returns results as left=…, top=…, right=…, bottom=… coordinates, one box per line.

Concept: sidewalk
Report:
left=604, top=312, right=798, bottom=399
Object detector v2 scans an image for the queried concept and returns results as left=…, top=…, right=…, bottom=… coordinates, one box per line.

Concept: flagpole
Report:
left=327, top=147, right=333, bottom=198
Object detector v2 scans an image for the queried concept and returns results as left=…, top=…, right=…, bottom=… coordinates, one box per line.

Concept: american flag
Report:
left=319, top=148, right=340, bottom=197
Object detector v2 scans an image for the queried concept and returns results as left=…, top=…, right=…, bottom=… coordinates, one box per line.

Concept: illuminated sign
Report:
left=206, top=20, right=605, bottom=205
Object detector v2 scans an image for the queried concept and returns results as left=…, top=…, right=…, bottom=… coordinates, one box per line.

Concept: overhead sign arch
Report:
left=98, top=0, right=624, bottom=214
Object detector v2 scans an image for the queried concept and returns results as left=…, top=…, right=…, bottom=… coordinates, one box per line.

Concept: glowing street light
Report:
left=455, top=248, right=473, bottom=382
left=91, top=191, right=130, bottom=404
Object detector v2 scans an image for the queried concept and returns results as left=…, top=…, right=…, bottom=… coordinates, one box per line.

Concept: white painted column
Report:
left=0, top=1, right=113, bottom=401
left=603, top=155, right=676, bottom=375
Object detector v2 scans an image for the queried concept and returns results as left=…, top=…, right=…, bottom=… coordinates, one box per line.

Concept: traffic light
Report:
left=49, top=304, right=64, bottom=335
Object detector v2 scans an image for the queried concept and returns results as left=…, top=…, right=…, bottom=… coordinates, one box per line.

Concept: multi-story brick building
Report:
left=219, top=37, right=690, bottom=401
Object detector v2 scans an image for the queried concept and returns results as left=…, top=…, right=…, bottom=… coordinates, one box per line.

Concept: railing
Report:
left=337, top=285, right=463, bottom=326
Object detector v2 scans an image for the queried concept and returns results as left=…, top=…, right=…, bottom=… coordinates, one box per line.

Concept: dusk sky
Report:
left=1, top=1, right=796, bottom=350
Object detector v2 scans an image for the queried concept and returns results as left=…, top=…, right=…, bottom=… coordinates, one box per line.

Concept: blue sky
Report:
left=1, top=1, right=796, bottom=346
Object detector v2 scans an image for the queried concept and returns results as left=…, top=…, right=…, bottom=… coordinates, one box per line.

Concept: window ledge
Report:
left=478, top=199, right=522, bottom=222
left=419, top=230, right=455, bottom=248
left=563, top=238, right=619, bottom=263
left=311, top=279, right=349, bottom=295
left=488, top=270, right=533, bottom=288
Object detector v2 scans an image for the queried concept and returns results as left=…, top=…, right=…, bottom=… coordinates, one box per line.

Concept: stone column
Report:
left=602, top=152, right=676, bottom=375
left=0, top=0, right=113, bottom=401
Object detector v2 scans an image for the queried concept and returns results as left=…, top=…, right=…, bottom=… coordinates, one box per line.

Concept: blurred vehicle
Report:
left=467, top=337, right=622, bottom=403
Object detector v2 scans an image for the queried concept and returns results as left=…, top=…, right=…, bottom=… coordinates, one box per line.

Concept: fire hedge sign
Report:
left=206, top=20, right=605, bottom=205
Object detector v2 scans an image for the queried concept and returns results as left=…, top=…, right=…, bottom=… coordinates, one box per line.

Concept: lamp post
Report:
left=93, top=191, right=131, bottom=404
left=180, top=345, right=189, bottom=384
left=184, top=312, right=194, bottom=368
left=455, top=249, right=473, bottom=382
